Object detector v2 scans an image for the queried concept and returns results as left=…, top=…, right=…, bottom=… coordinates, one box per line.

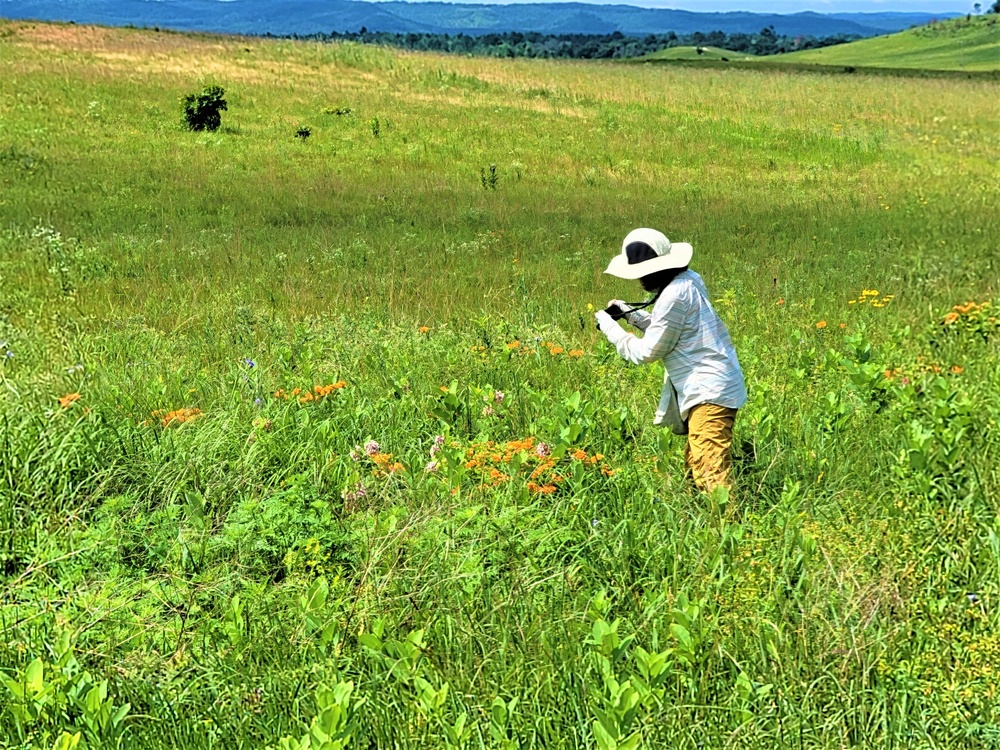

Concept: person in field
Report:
left=595, top=228, right=746, bottom=494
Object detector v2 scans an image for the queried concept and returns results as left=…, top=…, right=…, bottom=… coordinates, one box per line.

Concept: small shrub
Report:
left=480, top=164, right=498, bottom=190
left=370, top=117, right=381, bottom=137
left=295, top=125, right=311, bottom=140
left=180, top=85, right=227, bottom=132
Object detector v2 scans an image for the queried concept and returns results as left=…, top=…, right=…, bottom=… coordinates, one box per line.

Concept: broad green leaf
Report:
left=491, top=697, right=507, bottom=726
left=112, top=702, right=131, bottom=726
left=51, top=732, right=81, bottom=750
left=670, top=623, right=692, bottom=652
left=25, top=658, right=44, bottom=695
left=592, top=719, right=618, bottom=750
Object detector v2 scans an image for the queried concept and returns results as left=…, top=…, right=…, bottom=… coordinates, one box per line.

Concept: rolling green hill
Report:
left=642, top=45, right=756, bottom=62
left=775, top=14, right=1000, bottom=72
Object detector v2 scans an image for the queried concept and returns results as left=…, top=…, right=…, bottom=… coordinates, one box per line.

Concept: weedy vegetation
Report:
left=0, top=19, right=998, bottom=750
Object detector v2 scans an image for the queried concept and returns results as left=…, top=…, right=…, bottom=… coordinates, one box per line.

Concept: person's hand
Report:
left=605, top=299, right=626, bottom=319
left=594, top=310, right=616, bottom=333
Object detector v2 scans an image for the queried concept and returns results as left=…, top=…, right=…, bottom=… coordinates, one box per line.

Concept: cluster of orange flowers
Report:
left=58, top=393, right=81, bottom=408
left=943, top=301, right=994, bottom=325
left=274, top=381, right=347, bottom=404
left=151, top=407, right=203, bottom=427
left=370, top=452, right=405, bottom=477
left=455, top=437, right=613, bottom=494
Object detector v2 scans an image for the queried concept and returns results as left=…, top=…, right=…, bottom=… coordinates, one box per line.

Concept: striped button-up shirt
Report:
left=602, top=270, right=747, bottom=422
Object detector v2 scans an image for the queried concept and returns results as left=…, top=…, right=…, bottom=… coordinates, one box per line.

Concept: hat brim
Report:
left=604, top=242, right=693, bottom=280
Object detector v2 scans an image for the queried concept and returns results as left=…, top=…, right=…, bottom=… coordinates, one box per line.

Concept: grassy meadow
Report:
left=1, top=19, right=1000, bottom=749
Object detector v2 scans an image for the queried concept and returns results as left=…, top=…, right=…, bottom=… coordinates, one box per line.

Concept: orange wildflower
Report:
left=317, top=382, right=347, bottom=397
left=950, top=365, right=964, bottom=374
left=506, top=341, right=521, bottom=350
left=58, top=393, right=81, bottom=408
left=815, top=321, right=827, bottom=329
left=943, top=312, right=960, bottom=324
left=155, top=407, right=203, bottom=427
left=776, top=299, right=785, bottom=306
left=568, top=350, right=584, bottom=358
left=418, top=326, right=430, bottom=334
left=549, top=346, right=564, bottom=356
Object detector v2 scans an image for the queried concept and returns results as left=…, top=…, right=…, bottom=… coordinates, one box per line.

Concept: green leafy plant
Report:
left=180, top=85, right=227, bottom=131
left=274, top=681, right=362, bottom=750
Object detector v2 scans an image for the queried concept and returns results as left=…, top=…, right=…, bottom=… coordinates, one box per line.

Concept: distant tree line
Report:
left=268, top=26, right=860, bottom=59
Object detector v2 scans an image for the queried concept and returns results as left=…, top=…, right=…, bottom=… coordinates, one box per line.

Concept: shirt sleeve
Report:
left=626, top=309, right=651, bottom=331
left=605, top=288, right=687, bottom=365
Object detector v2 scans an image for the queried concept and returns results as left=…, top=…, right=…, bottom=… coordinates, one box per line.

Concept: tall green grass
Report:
left=1, top=20, right=999, bottom=749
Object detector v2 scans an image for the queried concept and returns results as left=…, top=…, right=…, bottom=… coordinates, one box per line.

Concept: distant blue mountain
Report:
left=1, top=0, right=959, bottom=38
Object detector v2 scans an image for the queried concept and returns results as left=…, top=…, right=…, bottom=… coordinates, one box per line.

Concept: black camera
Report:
left=596, top=303, right=628, bottom=329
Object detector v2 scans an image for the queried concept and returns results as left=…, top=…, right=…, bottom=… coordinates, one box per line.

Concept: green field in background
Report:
left=776, top=14, right=1000, bottom=71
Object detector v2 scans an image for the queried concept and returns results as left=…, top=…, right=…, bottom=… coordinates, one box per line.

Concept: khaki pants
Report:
left=683, top=403, right=738, bottom=494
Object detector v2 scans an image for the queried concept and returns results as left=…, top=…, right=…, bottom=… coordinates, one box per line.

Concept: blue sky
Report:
left=409, top=1, right=977, bottom=12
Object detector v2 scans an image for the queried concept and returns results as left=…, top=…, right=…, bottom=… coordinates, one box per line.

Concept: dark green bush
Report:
left=180, top=85, right=227, bottom=132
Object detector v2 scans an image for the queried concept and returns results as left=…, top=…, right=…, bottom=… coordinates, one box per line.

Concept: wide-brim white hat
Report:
left=604, top=228, right=693, bottom=280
